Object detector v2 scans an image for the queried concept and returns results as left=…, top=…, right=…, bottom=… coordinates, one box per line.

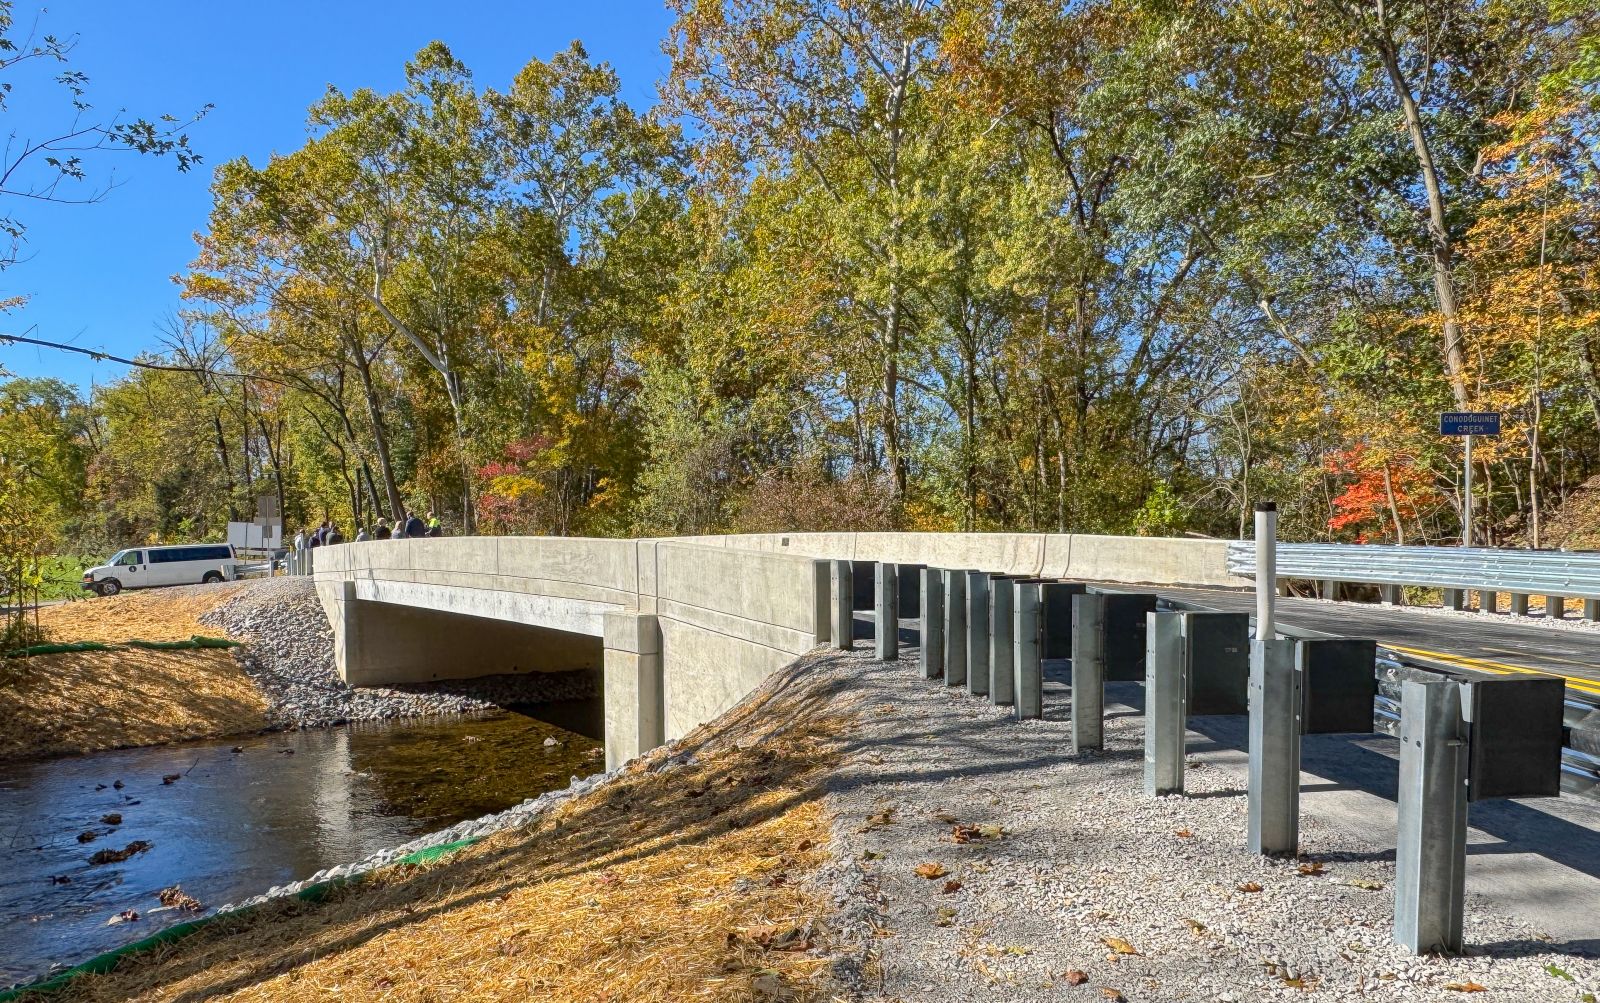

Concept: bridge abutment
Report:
left=602, top=612, right=664, bottom=770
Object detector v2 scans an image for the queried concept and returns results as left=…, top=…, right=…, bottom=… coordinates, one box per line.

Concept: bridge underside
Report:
left=324, top=589, right=604, bottom=687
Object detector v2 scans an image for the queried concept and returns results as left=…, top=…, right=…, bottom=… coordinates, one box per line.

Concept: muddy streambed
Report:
left=0, top=704, right=604, bottom=987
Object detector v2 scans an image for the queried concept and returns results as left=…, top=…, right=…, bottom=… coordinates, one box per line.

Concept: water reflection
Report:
left=0, top=704, right=603, bottom=987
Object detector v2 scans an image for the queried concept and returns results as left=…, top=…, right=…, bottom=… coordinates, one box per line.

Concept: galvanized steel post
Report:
left=920, top=569, right=945, bottom=680
left=1393, top=676, right=1468, bottom=955
left=1144, top=611, right=1186, bottom=797
left=1070, top=592, right=1104, bottom=752
left=1013, top=581, right=1042, bottom=719
left=1247, top=638, right=1300, bottom=856
left=874, top=562, right=899, bottom=661
left=1546, top=594, right=1567, bottom=620
left=943, top=569, right=968, bottom=688
left=966, top=571, right=991, bottom=697
left=831, top=560, right=854, bottom=652
left=989, top=577, right=1015, bottom=705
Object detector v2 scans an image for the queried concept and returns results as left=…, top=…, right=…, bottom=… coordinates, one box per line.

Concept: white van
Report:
left=81, top=544, right=239, bottom=597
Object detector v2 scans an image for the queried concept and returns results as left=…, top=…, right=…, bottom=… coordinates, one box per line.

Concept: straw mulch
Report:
left=0, top=647, right=268, bottom=760
left=31, top=584, right=250, bottom=644
left=45, top=661, right=860, bottom=1003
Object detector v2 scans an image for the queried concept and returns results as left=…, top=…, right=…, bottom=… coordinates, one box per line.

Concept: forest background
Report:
left=4, top=0, right=1600, bottom=614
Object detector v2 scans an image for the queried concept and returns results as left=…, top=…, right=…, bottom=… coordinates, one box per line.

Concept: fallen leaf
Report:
left=942, top=879, right=962, bottom=894
left=952, top=824, right=981, bottom=844
left=1237, top=881, right=1263, bottom=893
left=1297, top=861, right=1326, bottom=877
left=1547, top=963, right=1575, bottom=982
left=157, top=885, right=202, bottom=912
left=915, top=862, right=949, bottom=879
left=1101, top=989, right=1127, bottom=1002
left=1348, top=878, right=1383, bottom=890
left=934, top=906, right=957, bottom=927
left=161, top=774, right=180, bottom=785
left=977, top=823, right=1005, bottom=839
left=1101, top=937, right=1139, bottom=956
left=934, top=811, right=959, bottom=825
left=1444, top=983, right=1488, bottom=993
left=1183, top=917, right=1207, bottom=935
left=860, top=849, right=882, bottom=861
left=100, top=814, right=122, bottom=826
left=1063, top=969, right=1089, bottom=986
left=1004, top=945, right=1032, bottom=956
left=1174, top=828, right=1194, bottom=838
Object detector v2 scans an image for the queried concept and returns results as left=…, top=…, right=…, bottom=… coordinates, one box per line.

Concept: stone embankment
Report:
left=198, top=577, right=597, bottom=729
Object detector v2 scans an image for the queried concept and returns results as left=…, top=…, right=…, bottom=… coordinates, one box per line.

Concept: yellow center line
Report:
left=1384, top=643, right=1600, bottom=695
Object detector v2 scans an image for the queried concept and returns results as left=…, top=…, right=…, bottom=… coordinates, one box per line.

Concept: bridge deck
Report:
left=1151, top=586, right=1600, bottom=691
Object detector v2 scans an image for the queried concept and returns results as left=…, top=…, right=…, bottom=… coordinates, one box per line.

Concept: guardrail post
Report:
left=1144, top=611, right=1187, bottom=797
left=1394, top=676, right=1468, bottom=955
left=1071, top=593, right=1105, bottom=752
left=1014, top=581, right=1042, bottom=719
left=1586, top=599, right=1600, bottom=622
left=1546, top=594, right=1567, bottom=620
left=1380, top=584, right=1401, bottom=605
left=920, top=569, right=944, bottom=680
left=966, top=570, right=991, bottom=698
left=874, top=562, right=899, bottom=661
left=1478, top=590, right=1498, bottom=615
left=1321, top=579, right=1339, bottom=601
left=989, top=577, right=1015, bottom=706
left=831, top=560, right=854, bottom=652
left=1247, top=638, right=1300, bottom=856
left=943, top=569, right=968, bottom=688
left=1442, top=588, right=1464, bottom=611
left=1510, top=593, right=1529, bottom=616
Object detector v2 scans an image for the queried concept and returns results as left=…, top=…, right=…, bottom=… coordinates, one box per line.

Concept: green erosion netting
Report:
left=0, top=837, right=482, bottom=1001
left=5, top=636, right=239, bottom=659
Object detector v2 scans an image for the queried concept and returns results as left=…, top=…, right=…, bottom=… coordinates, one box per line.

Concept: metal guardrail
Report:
left=1226, top=541, right=1600, bottom=601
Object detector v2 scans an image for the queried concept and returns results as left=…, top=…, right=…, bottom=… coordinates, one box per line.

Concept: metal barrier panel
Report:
left=966, top=571, right=992, bottom=697
left=1298, top=639, right=1378, bottom=735
left=897, top=563, right=926, bottom=618
left=990, top=577, right=1016, bottom=706
left=1464, top=675, right=1565, bottom=801
left=1013, top=582, right=1043, bottom=719
left=1071, top=593, right=1105, bottom=752
left=1144, top=611, right=1186, bottom=796
left=851, top=561, right=875, bottom=611
left=943, top=569, right=968, bottom=687
left=1040, top=582, right=1087, bottom=659
left=874, top=562, right=899, bottom=662
left=920, top=569, right=945, bottom=681
left=1182, top=611, right=1249, bottom=716
left=1104, top=593, right=1159, bottom=681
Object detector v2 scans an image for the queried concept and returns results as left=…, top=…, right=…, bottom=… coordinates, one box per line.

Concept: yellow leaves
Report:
left=914, top=862, right=949, bottom=880
left=1100, top=937, right=1138, bottom=956
left=1296, top=861, right=1326, bottom=877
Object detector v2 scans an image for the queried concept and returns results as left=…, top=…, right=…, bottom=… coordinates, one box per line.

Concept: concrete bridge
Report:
left=312, top=532, right=1244, bottom=768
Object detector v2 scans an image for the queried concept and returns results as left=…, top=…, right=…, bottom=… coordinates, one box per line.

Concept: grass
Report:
left=0, top=585, right=266, bottom=760
left=37, top=660, right=860, bottom=1003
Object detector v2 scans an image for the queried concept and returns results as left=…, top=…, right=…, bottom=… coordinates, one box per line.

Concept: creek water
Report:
left=0, top=703, right=604, bottom=987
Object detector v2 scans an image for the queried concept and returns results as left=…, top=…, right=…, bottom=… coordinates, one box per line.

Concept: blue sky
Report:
left=0, top=2, right=676, bottom=391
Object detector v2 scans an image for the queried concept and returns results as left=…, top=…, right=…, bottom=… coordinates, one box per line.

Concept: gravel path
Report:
left=198, top=577, right=597, bottom=729
left=813, top=642, right=1600, bottom=1002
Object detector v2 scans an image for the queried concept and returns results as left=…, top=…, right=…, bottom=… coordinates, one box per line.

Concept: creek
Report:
left=0, top=701, right=603, bottom=987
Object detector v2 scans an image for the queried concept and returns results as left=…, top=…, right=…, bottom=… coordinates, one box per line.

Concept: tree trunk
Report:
left=352, top=347, right=406, bottom=519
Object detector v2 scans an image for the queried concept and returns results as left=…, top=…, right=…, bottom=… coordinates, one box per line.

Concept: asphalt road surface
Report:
left=1151, top=586, right=1600, bottom=692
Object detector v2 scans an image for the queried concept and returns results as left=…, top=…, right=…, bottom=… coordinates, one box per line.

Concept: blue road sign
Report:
left=1439, top=412, right=1501, bottom=436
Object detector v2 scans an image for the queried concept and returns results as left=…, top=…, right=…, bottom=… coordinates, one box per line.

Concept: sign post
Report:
left=1438, top=412, right=1501, bottom=548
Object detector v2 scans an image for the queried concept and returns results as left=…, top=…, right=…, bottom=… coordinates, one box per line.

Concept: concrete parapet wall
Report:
left=668, top=531, right=1245, bottom=588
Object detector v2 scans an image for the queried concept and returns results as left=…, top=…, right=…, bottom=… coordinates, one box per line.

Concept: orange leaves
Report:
left=914, top=862, right=949, bottom=880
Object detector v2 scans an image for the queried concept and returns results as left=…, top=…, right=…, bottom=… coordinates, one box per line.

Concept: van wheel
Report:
left=202, top=571, right=223, bottom=585
left=97, top=579, right=122, bottom=597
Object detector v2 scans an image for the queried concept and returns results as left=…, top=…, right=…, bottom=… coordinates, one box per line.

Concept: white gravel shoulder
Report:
left=814, top=643, right=1600, bottom=1002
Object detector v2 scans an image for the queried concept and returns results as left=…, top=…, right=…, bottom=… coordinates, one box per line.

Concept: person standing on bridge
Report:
left=404, top=511, right=426, bottom=539
left=355, top=527, right=370, bottom=542
left=426, top=511, right=442, bottom=537
left=373, top=519, right=390, bottom=540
